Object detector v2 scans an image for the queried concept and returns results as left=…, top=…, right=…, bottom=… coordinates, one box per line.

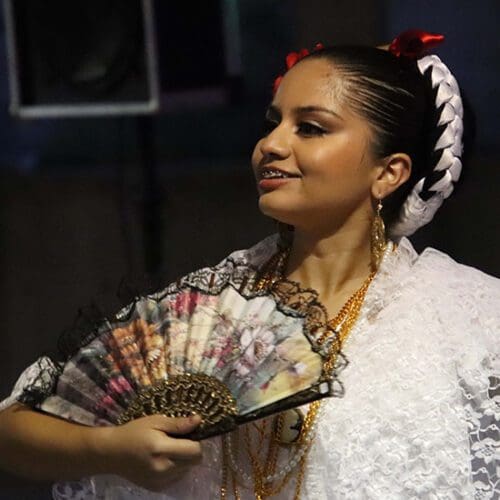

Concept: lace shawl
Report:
left=1, top=235, right=499, bottom=499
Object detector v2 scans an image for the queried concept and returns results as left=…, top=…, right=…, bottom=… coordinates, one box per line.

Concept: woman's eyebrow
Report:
left=266, top=104, right=344, bottom=121
left=293, top=105, right=344, bottom=120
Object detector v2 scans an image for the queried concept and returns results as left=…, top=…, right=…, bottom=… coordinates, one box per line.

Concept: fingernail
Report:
left=189, top=414, right=200, bottom=424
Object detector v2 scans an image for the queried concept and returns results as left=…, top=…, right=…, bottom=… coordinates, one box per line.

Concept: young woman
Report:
left=0, top=30, right=498, bottom=499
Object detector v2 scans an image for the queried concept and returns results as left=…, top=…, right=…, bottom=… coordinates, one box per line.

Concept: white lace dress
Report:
left=1, top=235, right=499, bottom=499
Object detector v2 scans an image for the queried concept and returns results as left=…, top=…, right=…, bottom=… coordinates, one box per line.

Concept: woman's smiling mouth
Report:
left=258, top=166, right=301, bottom=191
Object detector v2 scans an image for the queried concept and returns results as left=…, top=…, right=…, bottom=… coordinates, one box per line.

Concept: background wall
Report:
left=0, top=1, right=498, bottom=497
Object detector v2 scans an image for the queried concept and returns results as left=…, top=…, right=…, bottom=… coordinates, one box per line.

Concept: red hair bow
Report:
left=389, top=29, right=445, bottom=59
left=273, top=43, right=324, bottom=94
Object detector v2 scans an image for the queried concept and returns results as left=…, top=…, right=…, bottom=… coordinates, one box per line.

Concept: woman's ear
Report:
left=371, top=153, right=412, bottom=199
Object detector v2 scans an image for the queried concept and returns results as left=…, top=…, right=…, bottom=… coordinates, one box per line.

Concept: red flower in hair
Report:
left=389, top=29, right=445, bottom=59
left=273, top=43, right=324, bottom=94
left=285, top=47, right=310, bottom=69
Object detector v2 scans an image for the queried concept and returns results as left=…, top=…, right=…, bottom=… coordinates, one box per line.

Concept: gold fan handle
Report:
left=116, top=374, right=239, bottom=440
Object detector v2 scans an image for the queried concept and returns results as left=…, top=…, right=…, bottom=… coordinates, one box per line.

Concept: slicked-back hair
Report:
left=302, top=46, right=455, bottom=228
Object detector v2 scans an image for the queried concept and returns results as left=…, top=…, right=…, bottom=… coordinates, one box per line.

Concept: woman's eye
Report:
left=298, top=122, right=326, bottom=136
left=263, top=118, right=278, bottom=135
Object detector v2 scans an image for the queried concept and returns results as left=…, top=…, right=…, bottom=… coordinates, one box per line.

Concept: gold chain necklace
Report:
left=220, top=246, right=376, bottom=499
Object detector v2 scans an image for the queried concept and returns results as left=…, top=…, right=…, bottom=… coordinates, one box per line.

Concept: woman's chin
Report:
left=257, top=197, right=299, bottom=226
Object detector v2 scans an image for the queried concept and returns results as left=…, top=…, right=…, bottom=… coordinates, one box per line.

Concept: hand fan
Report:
left=36, top=260, right=346, bottom=440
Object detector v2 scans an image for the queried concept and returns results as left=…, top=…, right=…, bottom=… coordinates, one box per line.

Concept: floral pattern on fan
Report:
left=34, top=258, right=343, bottom=439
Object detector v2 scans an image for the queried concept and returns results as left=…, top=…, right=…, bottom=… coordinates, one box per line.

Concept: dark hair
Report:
left=301, top=46, right=461, bottom=228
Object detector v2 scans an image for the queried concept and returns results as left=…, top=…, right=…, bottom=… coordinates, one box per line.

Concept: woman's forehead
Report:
left=273, top=58, right=346, bottom=112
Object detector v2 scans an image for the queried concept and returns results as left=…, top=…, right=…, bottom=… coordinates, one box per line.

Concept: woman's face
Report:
left=251, top=58, right=381, bottom=232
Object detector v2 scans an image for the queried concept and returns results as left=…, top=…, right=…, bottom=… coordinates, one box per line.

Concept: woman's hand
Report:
left=92, top=414, right=203, bottom=492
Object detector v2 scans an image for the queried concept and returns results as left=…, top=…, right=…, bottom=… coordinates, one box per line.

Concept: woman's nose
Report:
left=258, top=123, right=291, bottom=160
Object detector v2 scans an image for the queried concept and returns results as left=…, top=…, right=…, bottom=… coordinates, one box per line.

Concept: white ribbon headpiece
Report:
left=389, top=55, right=464, bottom=238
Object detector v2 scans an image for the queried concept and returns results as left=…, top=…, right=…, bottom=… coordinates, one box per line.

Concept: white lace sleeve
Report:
left=0, top=356, right=61, bottom=412
left=451, top=260, right=500, bottom=498
left=415, top=248, right=500, bottom=498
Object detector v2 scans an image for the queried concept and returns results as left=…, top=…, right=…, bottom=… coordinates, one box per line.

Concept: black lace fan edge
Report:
left=15, top=252, right=347, bottom=408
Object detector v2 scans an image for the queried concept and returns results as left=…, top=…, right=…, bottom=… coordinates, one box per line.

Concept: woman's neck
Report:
left=284, top=225, right=372, bottom=299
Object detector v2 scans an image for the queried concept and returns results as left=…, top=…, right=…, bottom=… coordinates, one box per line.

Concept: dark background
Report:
left=0, top=1, right=499, bottom=498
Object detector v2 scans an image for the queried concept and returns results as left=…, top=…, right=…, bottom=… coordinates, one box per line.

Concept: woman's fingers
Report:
left=152, top=434, right=202, bottom=462
left=144, top=414, right=202, bottom=435
left=131, top=414, right=203, bottom=461
left=100, top=414, right=203, bottom=491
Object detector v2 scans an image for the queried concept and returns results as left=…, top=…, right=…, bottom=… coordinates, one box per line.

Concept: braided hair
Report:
left=300, top=46, right=466, bottom=238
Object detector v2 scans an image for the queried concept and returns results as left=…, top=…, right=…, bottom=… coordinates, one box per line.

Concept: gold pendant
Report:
left=275, top=408, right=304, bottom=445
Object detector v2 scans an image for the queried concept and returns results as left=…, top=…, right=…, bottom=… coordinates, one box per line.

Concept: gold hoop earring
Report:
left=371, top=199, right=387, bottom=271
